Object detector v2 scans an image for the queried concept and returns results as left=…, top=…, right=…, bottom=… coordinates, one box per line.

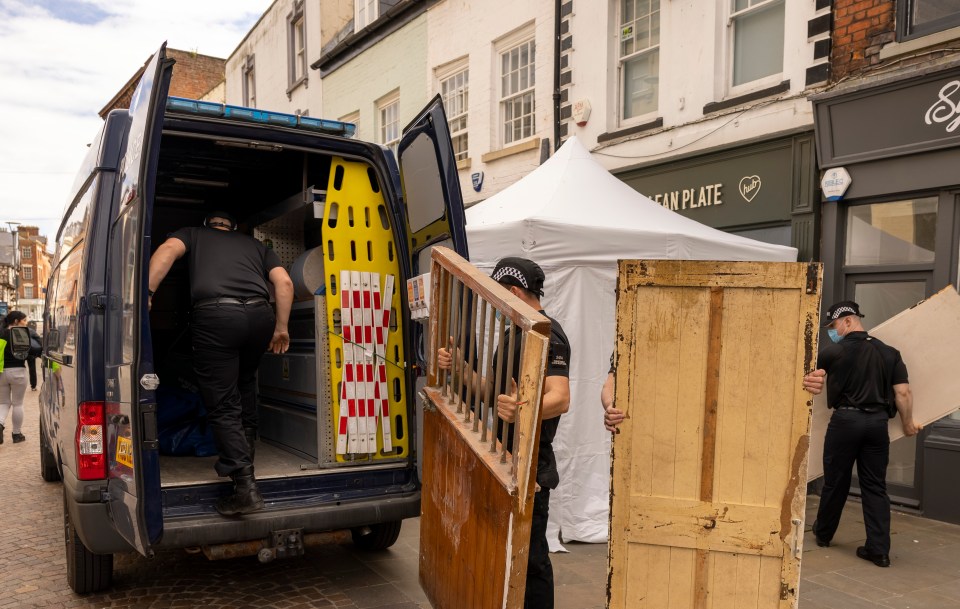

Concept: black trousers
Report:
left=524, top=488, right=554, bottom=609
left=27, top=357, right=37, bottom=389
left=191, top=302, right=274, bottom=477
left=814, top=408, right=891, bottom=555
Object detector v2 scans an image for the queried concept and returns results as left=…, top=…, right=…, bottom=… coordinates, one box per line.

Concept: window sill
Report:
left=480, top=138, right=540, bottom=163
left=702, top=80, right=790, bottom=115
left=456, top=158, right=472, bottom=171
left=286, top=76, right=308, bottom=97
left=597, top=117, right=664, bottom=144
left=880, top=25, right=960, bottom=61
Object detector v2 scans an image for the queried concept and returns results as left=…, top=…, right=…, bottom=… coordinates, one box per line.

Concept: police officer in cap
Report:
left=437, top=257, right=571, bottom=609
left=803, top=301, right=920, bottom=567
left=149, top=210, right=294, bottom=515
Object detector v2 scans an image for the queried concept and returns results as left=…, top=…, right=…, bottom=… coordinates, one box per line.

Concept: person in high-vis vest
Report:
left=0, top=311, right=40, bottom=444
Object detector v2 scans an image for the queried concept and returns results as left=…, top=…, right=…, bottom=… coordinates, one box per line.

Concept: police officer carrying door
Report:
left=803, top=301, right=920, bottom=568
left=148, top=211, right=294, bottom=516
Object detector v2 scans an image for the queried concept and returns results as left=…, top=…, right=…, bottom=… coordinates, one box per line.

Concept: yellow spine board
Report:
left=324, top=157, right=408, bottom=461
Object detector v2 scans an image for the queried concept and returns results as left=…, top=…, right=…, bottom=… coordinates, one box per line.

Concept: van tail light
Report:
left=76, top=401, right=106, bottom=480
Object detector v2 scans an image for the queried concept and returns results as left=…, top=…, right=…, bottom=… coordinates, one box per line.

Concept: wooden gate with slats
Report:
left=609, top=260, right=822, bottom=609
left=419, top=246, right=551, bottom=609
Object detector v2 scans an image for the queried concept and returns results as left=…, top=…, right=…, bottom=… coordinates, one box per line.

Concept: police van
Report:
left=40, top=43, right=467, bottom=593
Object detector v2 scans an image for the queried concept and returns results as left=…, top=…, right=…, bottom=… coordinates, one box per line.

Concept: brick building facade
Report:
left=15, top=226, right=51, bottom=323
left=99, top=48, right=227, bottom=117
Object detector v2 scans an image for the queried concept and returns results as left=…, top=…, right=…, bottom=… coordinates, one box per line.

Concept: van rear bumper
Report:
left=63, top=472, right=136, bottom=554
left=158, top=490, right=420, bottom=549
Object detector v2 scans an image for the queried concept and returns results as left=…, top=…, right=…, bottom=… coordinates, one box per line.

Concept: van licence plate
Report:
left=116, top=436, right=134, bottom=468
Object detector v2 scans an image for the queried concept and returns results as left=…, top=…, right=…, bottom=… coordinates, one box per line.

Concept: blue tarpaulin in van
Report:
left=156, top=385, right=217, bottom=457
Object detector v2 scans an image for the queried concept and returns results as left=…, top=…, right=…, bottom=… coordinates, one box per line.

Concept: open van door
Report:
left=104, top=43, right=173, bottom=556
left=396, top=94, right=469, bottom=274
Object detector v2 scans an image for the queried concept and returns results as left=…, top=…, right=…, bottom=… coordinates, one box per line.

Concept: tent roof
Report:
left=465, top=136, right=798, bottom=266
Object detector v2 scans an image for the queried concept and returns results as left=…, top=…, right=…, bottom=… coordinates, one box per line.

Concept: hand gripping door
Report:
left=104, top=42, right=173, bottom=557
left=608, top=260, right=822, bottom=609
left=397, top=94, right=469, bottom=276
left=419, top=247, right=551, bottom=609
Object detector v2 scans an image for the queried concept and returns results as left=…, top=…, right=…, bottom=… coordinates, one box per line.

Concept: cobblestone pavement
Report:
left=4, top=386, right=960, bottom=608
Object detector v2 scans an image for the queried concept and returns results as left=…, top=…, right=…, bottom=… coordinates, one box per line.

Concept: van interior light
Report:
left=173, top=177, right=229, bottom=188
left=166, top=96, right=355, bottom=138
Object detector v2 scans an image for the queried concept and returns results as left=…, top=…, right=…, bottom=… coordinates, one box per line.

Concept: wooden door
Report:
left=419, top=247, right=551, bottom=609
left=609, top=260, right=822, bottom=609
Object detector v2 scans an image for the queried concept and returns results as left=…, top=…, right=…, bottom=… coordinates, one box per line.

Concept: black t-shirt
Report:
left=169, top=227, right=282, bottom=303
left=817, top=331, right=908, bottom=412
left=495, top=312, right=571, bottom=490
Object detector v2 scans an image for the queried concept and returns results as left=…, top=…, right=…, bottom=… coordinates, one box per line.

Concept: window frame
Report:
left=498, top=36, right=536, bottom=147
left=23, top=284, right=33, bottom=299
left=437, top=60, right=470, bottom=162
left=21, top=246, right=32, bottom=259
left=355, top=0, right=378, bottom=32
left=287, top=0, right=307, bottom=92
left=896, top=0, right=960, bottom=41
left=727, top=0, right=785, bottom=96
left=617, top=0, right=661, bottom=126
left=22, top=265, right=32, bottom=280
left=242, top=54, right=256, bottom=108
left=377, top=92, right=400, bottom=155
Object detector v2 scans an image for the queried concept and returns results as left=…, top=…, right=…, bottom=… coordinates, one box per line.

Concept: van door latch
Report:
left=89, top=292, right=107, bottom=311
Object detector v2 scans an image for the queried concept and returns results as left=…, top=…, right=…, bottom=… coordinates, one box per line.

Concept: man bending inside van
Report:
left=148, top=210, right=294, bottom=516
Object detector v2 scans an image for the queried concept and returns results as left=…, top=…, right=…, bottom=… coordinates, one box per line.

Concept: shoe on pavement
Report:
left=0, top=422, right=4, bottom=444
left=856, top=545, right=890, bottom=567
left=811, top=520, right=830, bottom=547
left=12, top=433, right=26, bottom=444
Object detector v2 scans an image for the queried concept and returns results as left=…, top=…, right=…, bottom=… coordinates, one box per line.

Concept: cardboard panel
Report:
left=808, top=286, right=960, bottom=481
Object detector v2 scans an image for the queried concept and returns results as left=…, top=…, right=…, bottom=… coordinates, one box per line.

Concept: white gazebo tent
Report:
left=465, top=136, right=798, bottom=549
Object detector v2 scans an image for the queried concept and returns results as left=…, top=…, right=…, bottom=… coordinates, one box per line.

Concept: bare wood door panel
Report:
left=609, top=261, right=821, bottom=609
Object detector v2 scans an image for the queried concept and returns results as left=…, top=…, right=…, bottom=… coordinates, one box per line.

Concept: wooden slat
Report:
left=620, top=260, right=809, bottom=290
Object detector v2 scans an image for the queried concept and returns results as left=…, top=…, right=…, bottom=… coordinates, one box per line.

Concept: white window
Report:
left=730, top=0, right=784, bottom=89
left=378, top=94, right=400, bottom=154
left=620, top=0, right=660, bottom=121
left=288, top=2, right=306, bottom=87
left=356, top=0, right=378, bottom=31
left=242, top=55, right=256, bottom=108
left=440, top=68, right=469, bottom=161
left=23, top=285, right=33, bottom=299
left=21, top=246, right=31, bottom=259
left=500, top=38, right=536, bottom=146
left=22, top=266, right=32, bottom=280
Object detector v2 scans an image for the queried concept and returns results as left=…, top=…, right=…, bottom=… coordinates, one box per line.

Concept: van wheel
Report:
left=40, top=418, right=61, bottom=482
left=64, top=491, right=113, bottom=593
left=351, top=520, right=402, bottom=551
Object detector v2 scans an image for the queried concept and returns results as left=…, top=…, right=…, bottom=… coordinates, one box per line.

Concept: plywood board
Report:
left=610, top=260, right=822, bottom=609
left=807, top=286, right=960, bottom=481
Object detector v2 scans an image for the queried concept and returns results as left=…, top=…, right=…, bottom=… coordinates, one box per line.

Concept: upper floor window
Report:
left=23, top=285, right=33, bottom=299
left=730, top=0, right=784, bottom=89
left=242, top=55, right=256, bottom=108
left=21, top=246, right=31, bottom=259
left=620, top=0, right=660, bottom=121
left=898, top=0, right=960, bottom=40
left=22, top=266, right=32, bottom=280
left=288, top=1, right=307, bottom=87
left=356, top=0, right=378, bottom=31
left=378, top=93, right=400, bottom=154
left=500, top=38, right=536, bottom=146
left=440, top=67, right=469, bottom=161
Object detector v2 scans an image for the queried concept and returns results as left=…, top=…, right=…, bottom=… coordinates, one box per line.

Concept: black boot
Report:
left=0, top=422, right=4, bottom=444
left=244, top=427, right=257, bottom=463
left=216, top=466, right=264, bottom=516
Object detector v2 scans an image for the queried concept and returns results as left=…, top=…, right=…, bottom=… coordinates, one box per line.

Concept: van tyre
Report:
left=64, top=491, right=113, bottom=593
left=40, top=417, right=61, bottom=482
left=352, top=520, right=402, bottom=551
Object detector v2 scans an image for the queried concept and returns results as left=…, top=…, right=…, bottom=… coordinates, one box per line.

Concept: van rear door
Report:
left=104, top=43, right=173, bottom=557
left=397, top=94, right=469, bottom=273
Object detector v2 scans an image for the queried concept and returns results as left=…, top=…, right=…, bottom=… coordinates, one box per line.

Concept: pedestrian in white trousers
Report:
left=0, top=311, right=34, bottom=444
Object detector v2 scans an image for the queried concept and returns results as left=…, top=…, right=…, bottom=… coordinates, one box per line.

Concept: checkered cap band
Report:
left=830, top=306, right=857, bottom=320
left=492, top=266, right=528, bottom=290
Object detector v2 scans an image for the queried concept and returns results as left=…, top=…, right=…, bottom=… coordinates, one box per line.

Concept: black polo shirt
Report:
left=169, top=227, right=282, bottom=303
left=495, top=312, right=571, bottom=490
left=817, top=331, right=908, bottom=412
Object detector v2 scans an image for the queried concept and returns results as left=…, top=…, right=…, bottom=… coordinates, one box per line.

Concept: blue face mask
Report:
left=827, top=328, right=842, bottom=343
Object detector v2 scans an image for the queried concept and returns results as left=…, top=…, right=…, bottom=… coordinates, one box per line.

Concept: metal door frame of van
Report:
left=104, top=42, right=174, bottom=557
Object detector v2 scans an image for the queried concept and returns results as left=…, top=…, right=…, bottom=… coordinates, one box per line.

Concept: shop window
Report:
left=730, top=0, right=784, bottom=89
left=439, top=67, right=469, bottom=162
left=898, top=0, right=960, bottom=41
left=619, top=0, right=660, bottom=121
left=844, top=198, right=937, bottom=266
left=499, top=36, right=536, bottom=146
left=288, top=1, right=307, bottom=89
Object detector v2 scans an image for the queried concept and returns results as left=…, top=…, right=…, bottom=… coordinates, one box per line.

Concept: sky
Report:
left=0, top=0, right=274, bottom=247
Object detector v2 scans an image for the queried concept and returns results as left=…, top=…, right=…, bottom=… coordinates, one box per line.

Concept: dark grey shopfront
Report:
left=813, top=60, right=960, bottom=522
left=615, top=132, right=819, bottom=262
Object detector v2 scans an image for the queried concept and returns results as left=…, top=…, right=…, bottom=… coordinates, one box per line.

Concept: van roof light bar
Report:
left=166, top=97, right=357, bottom=139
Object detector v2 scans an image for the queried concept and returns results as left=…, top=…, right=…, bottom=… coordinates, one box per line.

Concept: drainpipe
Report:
left=553, top=0, right=562, bottom=153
